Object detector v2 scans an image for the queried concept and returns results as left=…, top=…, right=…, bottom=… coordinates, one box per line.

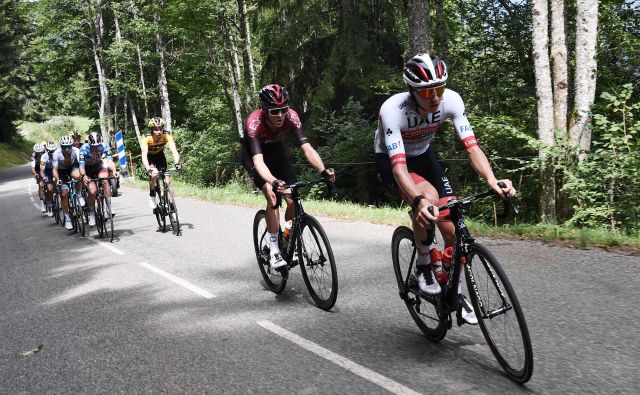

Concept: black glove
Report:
left=271, top=179, right=283, bottom=191
left=321, top=168, right=335, bottom=182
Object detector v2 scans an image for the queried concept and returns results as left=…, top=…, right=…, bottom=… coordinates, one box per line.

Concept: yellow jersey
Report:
left=142, top=132, right=174, bottom=155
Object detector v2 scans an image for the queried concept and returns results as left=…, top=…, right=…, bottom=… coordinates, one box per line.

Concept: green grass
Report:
left=17, top=116, right=94, bottom=144
left=0, top=142, right=32, bottom=170
left=125, top=178, right=640, bottom=252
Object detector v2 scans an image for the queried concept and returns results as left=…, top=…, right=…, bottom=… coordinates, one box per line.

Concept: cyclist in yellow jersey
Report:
left=140, top=117, right=182, bottom=209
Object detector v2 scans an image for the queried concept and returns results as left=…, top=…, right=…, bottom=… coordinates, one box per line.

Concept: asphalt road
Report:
left=1, top=164, right=639, bottom=394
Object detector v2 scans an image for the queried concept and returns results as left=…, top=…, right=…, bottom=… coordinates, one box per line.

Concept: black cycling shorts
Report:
left=147, top=152, right=168, bottom=171
left=240, top=139, right=296, bottom=189
left=375, top=145, right=455, bottom=201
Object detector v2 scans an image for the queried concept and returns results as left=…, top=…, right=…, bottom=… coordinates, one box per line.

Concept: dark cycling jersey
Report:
left=244, top=108, right=308, bottom=156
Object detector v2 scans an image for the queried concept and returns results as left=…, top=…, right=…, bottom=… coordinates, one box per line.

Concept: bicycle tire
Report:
left=96, top=198, right=105, bottom=238
left=297, top=215, right=338, bottom=310
left=465, top=243, right=534, bottom=383
left=252, top=210, right=287, bottom=294
left=110, top=177, right=119, bottom=197
left=53, top=191, right=61, bottom=225
left=155, top=187, right=166, bottom=232
left=70, top=197, right=78, bottom=233
left=166, top=186, right=180, bottom=236
left=76, top=196, right=85, bottom=237
left=103, top=197, right=113, bottom=242
left=391, top=226, right=447, bottom=341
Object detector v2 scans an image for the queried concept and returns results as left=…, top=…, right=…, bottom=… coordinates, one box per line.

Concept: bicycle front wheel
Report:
left=155, top=188, right=166, bottom=232
left=103, top=198, right=114, bottom=242
left=392, top=226, right=447, bottom=341
left=465, top=243, right=533, bottom=383
left=166, top=187, right=180, bottom=236
left=54, top=191, right=61, bottom=225
left=252, top=210, right=287, bottom=294
left=96, top=199, right=105, bottom=238
left=75, top=196, right=85, bottom=237
left=297, top=215, right=338, bottom=311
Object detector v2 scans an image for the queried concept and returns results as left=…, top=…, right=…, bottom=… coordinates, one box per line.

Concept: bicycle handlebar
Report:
left=438, top=181, right=519, bottom=219
left=271, top=179, right=336, bottom=209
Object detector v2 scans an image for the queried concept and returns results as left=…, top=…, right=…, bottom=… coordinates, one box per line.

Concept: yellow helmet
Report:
left=148, top=117, right=166, bottom=129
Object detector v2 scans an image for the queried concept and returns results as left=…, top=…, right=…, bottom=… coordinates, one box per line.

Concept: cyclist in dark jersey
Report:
left=241, top=84, right=335, bottom=269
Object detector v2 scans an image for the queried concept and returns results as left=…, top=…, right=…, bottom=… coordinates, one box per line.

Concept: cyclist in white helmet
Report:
left=374, top=53, right=516, bottom=325
left=31, top=143, right=47, bottom=213
left=40, top=141, right=58, bottom=217
left=53, top=135, right=83, bottom=230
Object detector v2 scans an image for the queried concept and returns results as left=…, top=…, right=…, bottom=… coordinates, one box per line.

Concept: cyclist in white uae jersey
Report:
left=53, top=135, right=83, bottom=230
left=375, top=53, right=516, bottom=325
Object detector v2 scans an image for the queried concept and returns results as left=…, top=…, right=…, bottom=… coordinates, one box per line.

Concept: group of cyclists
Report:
left=239, top=52, right=515, bottom=325
left=28, top=52, right=516, bottom=326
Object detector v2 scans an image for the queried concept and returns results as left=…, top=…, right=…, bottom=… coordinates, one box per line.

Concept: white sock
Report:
left=415, top=242, right=431, bottom=269
left=269, top=233, right=280, bottom=255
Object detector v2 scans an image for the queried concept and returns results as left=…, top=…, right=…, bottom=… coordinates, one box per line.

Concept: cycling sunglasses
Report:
left=61, top=145, right=73, bottom=151
left=267, top=106, right=289, bottom=116
left=415, top=85, right=446, bottom=99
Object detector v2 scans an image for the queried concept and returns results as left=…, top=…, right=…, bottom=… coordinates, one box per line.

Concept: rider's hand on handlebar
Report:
left=491, top=179, right=516, bottom=199
left=414, top=199, right=439, bottom=228
left=34, top=174, right=40, bottom=180
left=320, top=168, right=336, bottom=183
left=174, top=163, right=182, bottom=171
left=271, top=179, right=285, bottom=193
left=147, top=168, right=155, bottom=177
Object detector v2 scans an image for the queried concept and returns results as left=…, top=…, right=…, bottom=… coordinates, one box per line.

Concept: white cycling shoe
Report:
left=416, top=266, right=441, bottom=295
left=64, top=216, right=73, bottom=230
left=148, top=196, right=157, bottom=209
left=88, top=213, right=96, bottom=227
left=458, top=294, right=479, bottom=325
left=269, top=252, right=287, bottom=269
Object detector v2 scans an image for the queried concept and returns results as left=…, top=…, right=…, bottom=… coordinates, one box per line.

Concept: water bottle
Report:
left=283, top=220, right=293, bottom=242
left=430, top=248, right=447, bottom=285
left=442, top=246, right=454, bottom=268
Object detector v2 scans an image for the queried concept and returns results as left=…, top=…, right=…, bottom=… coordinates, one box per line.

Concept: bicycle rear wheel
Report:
left=465, top=243, right=533, bottom=383
left=166, top=187, right=180, bottom=236
left=252, top=210, right=287, bottom=294
left=392, top=226, right=447, bottom=341
left=297, top=215, right=338, bottom=310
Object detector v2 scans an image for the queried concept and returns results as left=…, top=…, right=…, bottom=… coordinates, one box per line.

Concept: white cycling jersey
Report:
left=52, top=147, right=80, bottom=170
left=374, top=89, right=478, bottom=167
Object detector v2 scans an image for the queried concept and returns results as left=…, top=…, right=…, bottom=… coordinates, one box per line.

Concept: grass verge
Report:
left=124, top=178, right=639, bottom=253
left=0, top=142, right=32, bottom=170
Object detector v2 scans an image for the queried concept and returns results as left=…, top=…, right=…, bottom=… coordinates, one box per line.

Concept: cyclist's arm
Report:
left=52, top=161, right=60, bottom=183
left=251, top=153, right=277, bottom=185
left=300, top=143, right=325, bottom=174
left=140, top=139, right=151, bottom=171
left=167, top=135, right=180, bottom=165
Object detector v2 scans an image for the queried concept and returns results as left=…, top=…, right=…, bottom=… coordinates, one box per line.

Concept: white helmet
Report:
left=45, top=141, right=58, bottom=152
left=60, top=135, right=74, bottom=146
left=403, top=53, right=448, bottom=89
left=33, top=143, right=45, bottom=153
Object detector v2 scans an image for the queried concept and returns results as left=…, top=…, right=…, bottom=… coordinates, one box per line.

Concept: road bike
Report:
left=65, top=178, right=85, bottom=236
left=391, top=183, right=533, bottom=383
left=252, top=179, right=338, bottom=311
left=152, top=168, right=180, bottom=235
left=90, top=176, right=116, bottom=242
left=51, top=182, right=62, bottom=225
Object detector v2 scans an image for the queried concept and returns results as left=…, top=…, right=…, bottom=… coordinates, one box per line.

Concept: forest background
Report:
left=0, top=0, right=638, bottom=240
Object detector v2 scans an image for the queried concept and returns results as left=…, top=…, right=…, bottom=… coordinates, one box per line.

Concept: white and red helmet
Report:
left=403, top=54, right=448, bottom=89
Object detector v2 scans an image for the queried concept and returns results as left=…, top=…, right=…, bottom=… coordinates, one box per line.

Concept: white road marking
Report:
left=137, top=261, right=216, bottom=299
left=87, top=237, right=126, bottom=255
left=257, top=320, right=421, bottom=395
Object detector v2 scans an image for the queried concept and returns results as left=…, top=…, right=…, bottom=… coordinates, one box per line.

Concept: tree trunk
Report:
left=569, top=0, right=599, bottom=160
left=237, top=0, right=256, bottom=110
left=532, top=0, right=556, bottom=223
left=220, top=14, right=244, bottom=138
left=89, top=3, right=113, bottom=140
left=434, top=0, right=448, bottom=59
left=113, top=11, right=123, bottom=132
left=136, top=43, right=149, bottom=119
left=128, top=97, right=142, bottom=141
left=155, top=10, right=172, bottom=132
left=407, top=0, right=431, bottom=54
left=550, top=0, right=568, bottom=135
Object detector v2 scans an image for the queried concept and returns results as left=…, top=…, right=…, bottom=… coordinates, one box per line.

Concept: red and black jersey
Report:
left=244, top=108, right=308, bottom=156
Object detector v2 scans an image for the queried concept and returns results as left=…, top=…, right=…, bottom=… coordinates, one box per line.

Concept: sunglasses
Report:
left=62, top=145, right=72, bottom=151
left=415, top=85, right=446, bottom=99
left=267, top=106, right=288, bottom=116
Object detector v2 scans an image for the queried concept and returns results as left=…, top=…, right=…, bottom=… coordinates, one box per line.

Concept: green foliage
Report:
left=563, top=84, right=640, bottom=234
